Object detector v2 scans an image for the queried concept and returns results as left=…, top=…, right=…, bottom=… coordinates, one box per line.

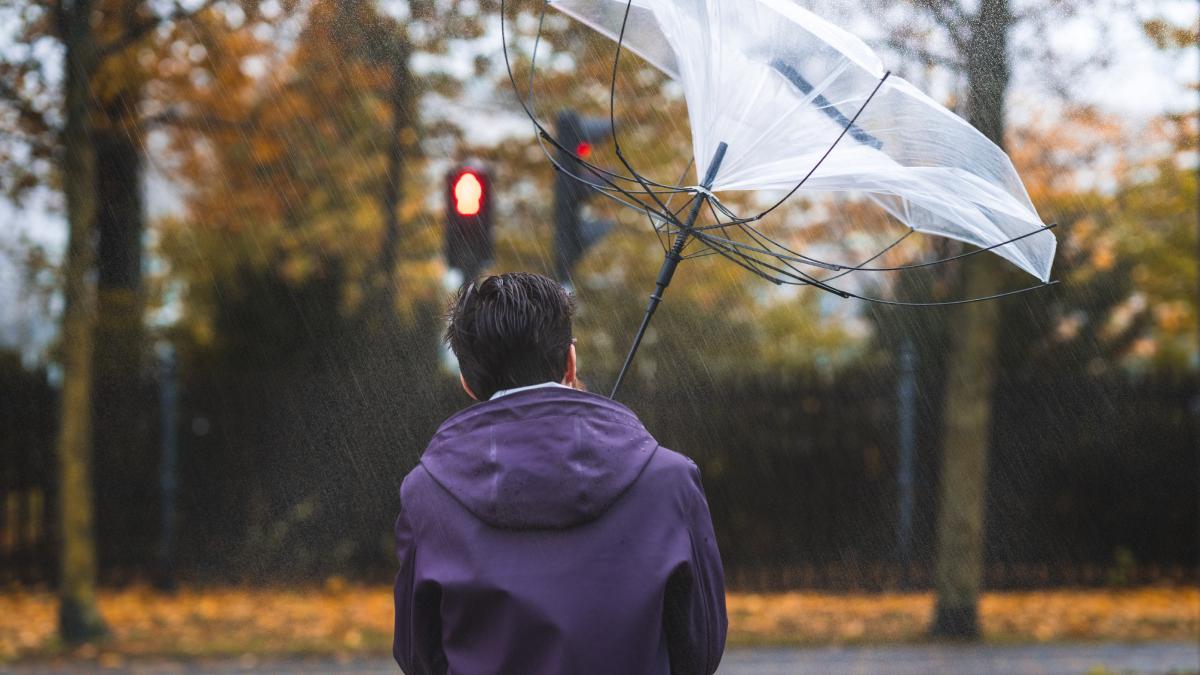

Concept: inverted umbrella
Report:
left=500, top=0, right=1058, bottom=398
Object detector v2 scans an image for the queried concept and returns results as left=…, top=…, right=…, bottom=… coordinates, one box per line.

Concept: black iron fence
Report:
left=0, top=353, right=55, bottom=585
left=2, top=349, right=1196, bottom=589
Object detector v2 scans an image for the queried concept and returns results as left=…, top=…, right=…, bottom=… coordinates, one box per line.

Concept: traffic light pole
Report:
left=610, top=142, right=728, bottom=400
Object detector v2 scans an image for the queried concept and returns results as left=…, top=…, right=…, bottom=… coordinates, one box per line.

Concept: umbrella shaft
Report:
left=610, top=143, right=728, bottom=400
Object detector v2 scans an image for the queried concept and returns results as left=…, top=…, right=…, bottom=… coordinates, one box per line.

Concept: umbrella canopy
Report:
left=552, top=0, right=1057, bottom=282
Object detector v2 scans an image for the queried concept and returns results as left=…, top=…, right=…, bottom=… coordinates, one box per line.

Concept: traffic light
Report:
left=445, top=164, right=493, bottom=280
left=553, top=110, right=615, bottom=283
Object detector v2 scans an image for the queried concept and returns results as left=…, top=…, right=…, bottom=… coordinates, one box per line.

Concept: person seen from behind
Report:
left=393, top=271, right=727, bottom=675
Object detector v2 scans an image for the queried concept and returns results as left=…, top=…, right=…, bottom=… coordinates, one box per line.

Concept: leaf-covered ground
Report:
left=1, top=585, right=1195, bottom=664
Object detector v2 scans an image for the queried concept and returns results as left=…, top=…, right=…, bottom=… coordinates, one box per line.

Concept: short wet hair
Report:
left=446, top=272, right=575, bottom=400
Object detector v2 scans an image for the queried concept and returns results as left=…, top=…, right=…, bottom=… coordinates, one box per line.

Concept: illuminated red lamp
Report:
left=452, top=171, right=484, bottom=217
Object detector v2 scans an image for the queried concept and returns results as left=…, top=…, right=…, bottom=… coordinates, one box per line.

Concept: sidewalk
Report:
left=7, top=643, right=1199, bottom=674
left=718, top=642, right=1200, bottom=675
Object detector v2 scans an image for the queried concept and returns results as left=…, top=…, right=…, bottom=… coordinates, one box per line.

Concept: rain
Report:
left=0, top=0, right=1196, bottom=672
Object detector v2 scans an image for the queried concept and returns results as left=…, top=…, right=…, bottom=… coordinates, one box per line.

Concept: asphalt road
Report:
left=6, top=643, right=1199, bottom=675
left=716, top=643, right=1200, bottom=674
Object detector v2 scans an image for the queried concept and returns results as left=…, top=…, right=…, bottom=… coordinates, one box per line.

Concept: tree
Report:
left=926, top=0, right=1012, bottom=639
left=882, top=0, right=1140, bottom=637
left=54, top=0, right=107, bottom=642
left=88, top=0, right=295, bottom=571
left=0, top=0, right=109, bottom=635
left=149, top=0, right=492, bottom=572
left=0, top=0, right=266, bottom=640
left=1132, top=14, right=1198, bottom=369
left=90, top=0, right=155, bottom=569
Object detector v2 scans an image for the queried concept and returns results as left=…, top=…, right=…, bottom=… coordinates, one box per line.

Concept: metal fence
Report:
left=0, top=355, right=55, bottom=585
left=2, top=353, right=1196, bottom=589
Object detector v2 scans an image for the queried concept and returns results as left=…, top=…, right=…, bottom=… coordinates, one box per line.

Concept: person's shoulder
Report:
left=639, top=445, right=704, bottom=494
left=398, top=464, right=438, bottom=513
left=632, top=447, right=710, bottom=519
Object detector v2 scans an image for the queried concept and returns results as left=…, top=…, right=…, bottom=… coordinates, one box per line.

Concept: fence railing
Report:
left=2, top=357, right=1196, bottom=587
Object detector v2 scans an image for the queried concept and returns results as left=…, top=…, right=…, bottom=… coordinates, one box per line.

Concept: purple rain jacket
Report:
left=393, top=386, right=727, bottom=675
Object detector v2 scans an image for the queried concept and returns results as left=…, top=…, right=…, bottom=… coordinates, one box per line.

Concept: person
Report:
left=393, top=272, right=727, bottom=675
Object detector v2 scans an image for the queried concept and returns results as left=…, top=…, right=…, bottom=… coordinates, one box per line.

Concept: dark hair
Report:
left=446, top=272, right=575, bottom=400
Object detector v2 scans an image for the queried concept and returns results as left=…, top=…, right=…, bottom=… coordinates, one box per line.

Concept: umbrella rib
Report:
left=730, top=214, right=834, bottom=280
left=818, top=229, right=915, bottom=282
left=657, top=159, right=701, bottom=252
left=700, top=236, right=854, bottom=296
left=832, top=223, right=1058, bottom=273
left=719, top=70, right=892, bottom=226
left=695, top=231, right=848, bottom=296
left=692, top=221, right=1056, bottom=277
left=699, top=230, right=1059, bottom=308
left=606, top=0, right=694, bottom=219
left=697, top=232, right=843, bottom=271
left=695, top=236, right=790, bottom=286
left=841, top=281, right=1061, bottom=307
left=500, top=0, right=693, bottom=197
left=662, top=157, right=697, bottom=212
left=707, top=198, right=848, bottom=266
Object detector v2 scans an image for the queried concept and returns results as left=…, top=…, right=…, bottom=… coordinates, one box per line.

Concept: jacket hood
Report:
left=419, top=387, right=659, bottom=529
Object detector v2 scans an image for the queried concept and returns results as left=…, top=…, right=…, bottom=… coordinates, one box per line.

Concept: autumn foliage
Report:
left=1, top=585, right=1197, bottom=663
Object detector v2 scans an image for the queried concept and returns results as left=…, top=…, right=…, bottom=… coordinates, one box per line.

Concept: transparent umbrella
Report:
left=501, top=0, right=1059, bottom=398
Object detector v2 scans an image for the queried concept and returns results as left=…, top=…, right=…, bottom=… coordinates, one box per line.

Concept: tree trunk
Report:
left=378, top=37, right=413, bottom=294
left=57, top=0, right=108, bottom=643
left=931, top=0, right=1010, bottom=640
left=93, top=92, right=153, bottom=570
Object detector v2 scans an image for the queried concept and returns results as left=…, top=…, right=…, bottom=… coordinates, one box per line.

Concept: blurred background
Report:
left=0, top=0, right=1196, bottom=671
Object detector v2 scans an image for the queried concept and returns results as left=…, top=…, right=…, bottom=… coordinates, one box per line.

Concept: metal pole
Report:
left=610, top=142, right=728, bottom=399
left=157, top=342, right=179, bottom=590
left=897, top=334, right=917, bottom=585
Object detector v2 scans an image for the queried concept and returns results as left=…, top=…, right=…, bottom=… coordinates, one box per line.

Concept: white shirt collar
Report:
left=489, top=381, right=572, bottom=400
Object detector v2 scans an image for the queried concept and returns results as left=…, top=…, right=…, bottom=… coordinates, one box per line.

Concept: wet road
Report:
left=716, top=642, right=1200, bottom=674
left=7, top=643, right=1198, bottom=674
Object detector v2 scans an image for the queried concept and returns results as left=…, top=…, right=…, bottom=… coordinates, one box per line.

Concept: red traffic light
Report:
left=576, top=141, right=592, bottom=159
left=445, top=164, right=493, bottom=275
left=452, top=171, right=484, bottom=217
